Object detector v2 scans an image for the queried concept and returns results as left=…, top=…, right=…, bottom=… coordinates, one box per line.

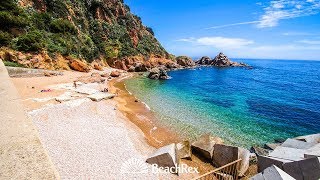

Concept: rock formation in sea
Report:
left=196, top=52, right=249, bottom=67
left=148, top=67, right=170, bottom=80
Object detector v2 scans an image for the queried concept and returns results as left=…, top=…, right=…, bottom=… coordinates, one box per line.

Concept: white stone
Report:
left=75, top=87, right=99, bottom=95
left=281, top=138, right=315, bottom=149
left=55, top=92, right=74, bottom=102
left=87, top=92, right=115, bottom=101
left=304, top=143, right=320, bottom=159
left=268, top=146, right=306, bottom=161
left=295, top=133, right=320, bottom=144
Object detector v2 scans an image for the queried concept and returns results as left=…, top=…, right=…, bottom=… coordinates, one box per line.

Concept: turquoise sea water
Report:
left=125, top=59, right=320, bottom=148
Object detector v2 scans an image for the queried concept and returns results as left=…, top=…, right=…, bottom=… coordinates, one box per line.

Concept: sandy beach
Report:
left=10, top=68, right=199, bottom=179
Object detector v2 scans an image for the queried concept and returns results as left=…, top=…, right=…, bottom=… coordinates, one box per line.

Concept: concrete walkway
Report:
left=0, top=60, right=59, bottom=179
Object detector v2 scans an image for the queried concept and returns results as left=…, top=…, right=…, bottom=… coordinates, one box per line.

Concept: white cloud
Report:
left=205, top=21, right=260, bottom=30
left=257, top=0, right=320, bottom=28
left=282, top=32, right=315, bottom=36
left=176, top=37, right=254, bottom=49
left=204, top=0, right=320, bottom=30
left=298, top=39, right=320, bottom=44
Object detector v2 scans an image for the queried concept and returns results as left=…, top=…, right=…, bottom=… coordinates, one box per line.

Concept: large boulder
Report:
left=147, top=68, right=169, bottom=80
left=251, top=165, right=295, bottom=180
left=213, top=144, right=250, bottom=176
left=134, top=62, right=148, bottom=72
left=110, top=70, right=121, bottom=77
left=69, top=59, right=91, bottom=72
left=176, top=56, right=195, bottom=67
left=146, top=143, right=177, bottom=171
left=191, top=134, right=223, bottom=161
left=176, top=141, right=192, bottom=160
left=283, top=157, right=320, bottom=180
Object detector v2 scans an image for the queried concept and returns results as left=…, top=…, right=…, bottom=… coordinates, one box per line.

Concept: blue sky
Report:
left=125, top=0, right=320, bottom=60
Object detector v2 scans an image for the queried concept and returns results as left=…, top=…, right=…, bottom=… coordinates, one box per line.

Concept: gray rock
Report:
left=281, top=138, right=315, bottom=149
left=176, top=141, right=192, bottom=160
left=257, top=155, right=292, bottom=172
left=250, top=146, right=270, bottom=156
left=268, top=147, right=306, bottom=161
left=295, top=133, right=320, bottom=144
left=146, top=143, right=177, bottom=171
left=134, top=62, right=147, bottom=72
left=213, top=144, right=250, bottom=176
left=196, top=56, right=212, bottom=65
left=264, top=143, right=281, bottom=150
left=251, top=165, right=295, bottom=180
left=147, top=68, right=169, bottom=80
left=283, top=157, right=320, bottom=180
left=87, top=92, right=115, bottom=101
left=127, top=66, right=135, bottom=72
left=304, top=143, right=320, bottom=159
left=191, top=134, right=223, bottom=161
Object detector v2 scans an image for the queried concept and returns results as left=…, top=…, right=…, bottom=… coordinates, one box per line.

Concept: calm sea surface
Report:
left=125, top=59, right=320, bottom=148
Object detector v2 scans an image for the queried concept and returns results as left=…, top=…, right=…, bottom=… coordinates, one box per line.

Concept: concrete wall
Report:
left=0, top=60, right=59, bottom=179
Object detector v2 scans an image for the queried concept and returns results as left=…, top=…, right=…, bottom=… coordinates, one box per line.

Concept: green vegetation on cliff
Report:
left=0, top=0, right=168, bottom=62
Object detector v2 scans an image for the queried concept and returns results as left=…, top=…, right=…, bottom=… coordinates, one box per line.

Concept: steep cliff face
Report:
left=0, top=0, right=172, bottom=70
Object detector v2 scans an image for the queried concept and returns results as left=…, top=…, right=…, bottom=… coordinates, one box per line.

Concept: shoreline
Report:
left=108, top=73, right=223, bottom=174
left=108, top=73, right=183, bottom=148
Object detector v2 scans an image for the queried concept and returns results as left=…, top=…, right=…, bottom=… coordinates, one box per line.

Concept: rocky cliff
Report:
left=0, top=0, right=176, bottom=71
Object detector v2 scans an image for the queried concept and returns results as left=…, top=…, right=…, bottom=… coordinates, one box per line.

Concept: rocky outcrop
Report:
left=69, top=59, right=91, bottom=72
left=195, top=56, right=212, bottom=65
left=196, top=53, right=249, bottom=67
left=175, top=56, right=195, bottom=67
left=77, top=73, right=105, bottom=84
left=147, top=67, right=169, bottom=80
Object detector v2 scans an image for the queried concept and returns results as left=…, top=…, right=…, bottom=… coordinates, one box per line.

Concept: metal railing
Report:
left=194, top=159, right=242, bottom=180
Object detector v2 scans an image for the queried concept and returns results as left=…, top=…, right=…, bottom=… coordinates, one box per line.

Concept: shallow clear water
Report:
left=125, top=59, right=320, bottom=148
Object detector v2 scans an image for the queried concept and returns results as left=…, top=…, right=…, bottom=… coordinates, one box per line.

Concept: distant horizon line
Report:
left=188, top=56, right=320, bottom=62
